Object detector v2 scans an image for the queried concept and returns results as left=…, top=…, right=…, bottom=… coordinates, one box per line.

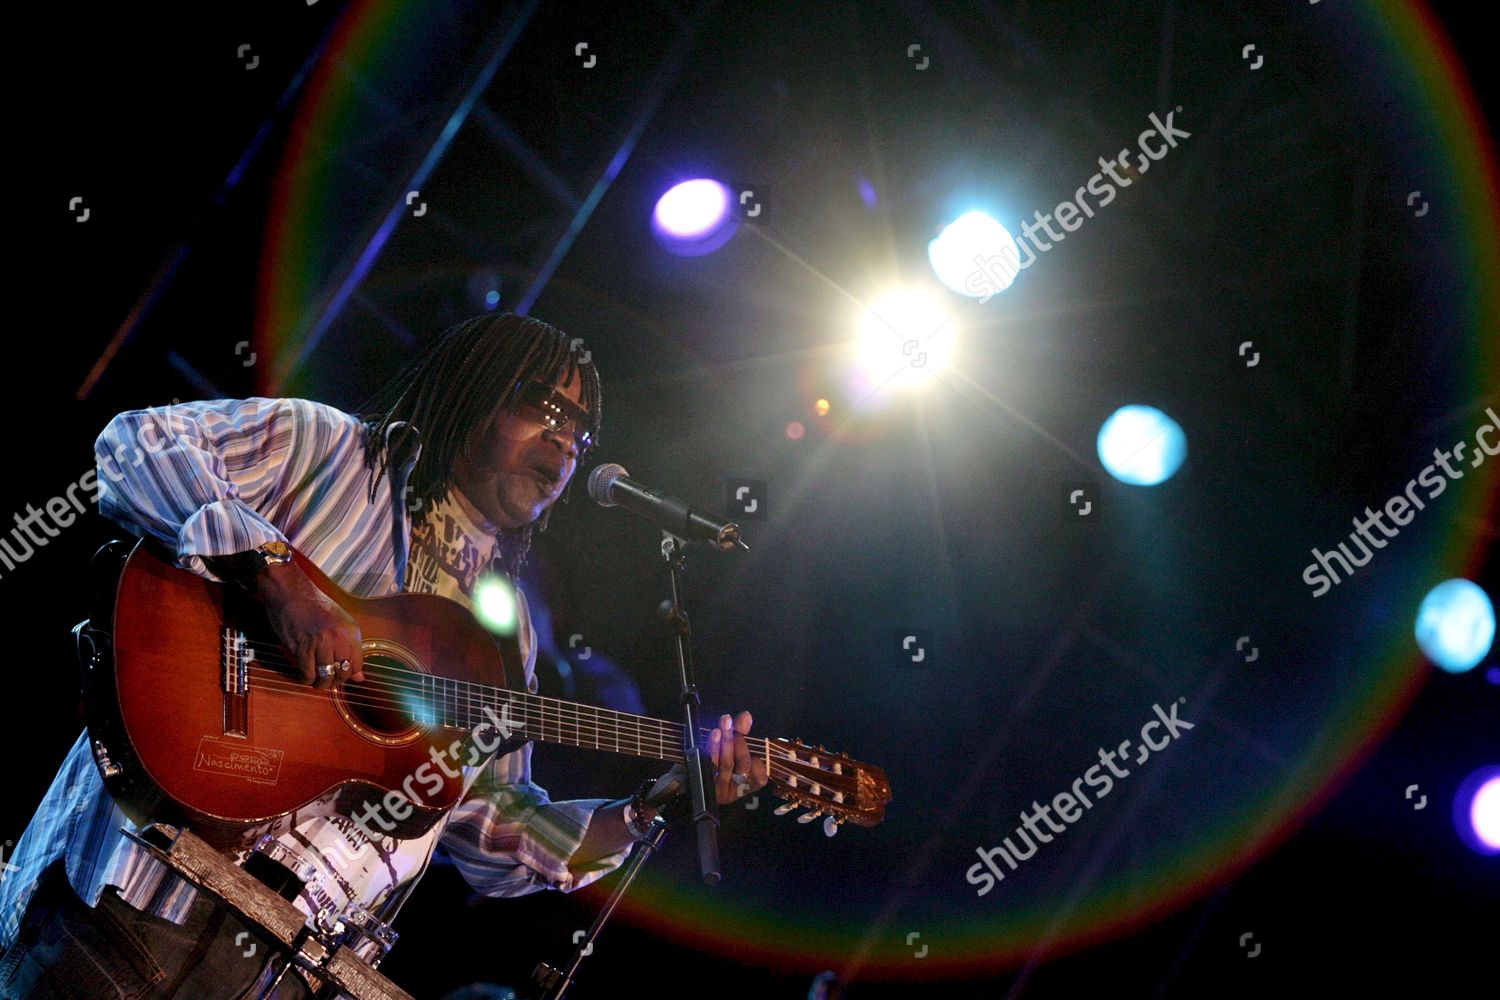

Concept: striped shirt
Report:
left=0, top=396, right=633, bottom=960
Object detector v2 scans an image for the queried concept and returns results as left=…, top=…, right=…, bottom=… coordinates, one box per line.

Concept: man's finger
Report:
left=707, top=727, right=725, bottom=801
left=732, top=712, right=753, bottom=780
left=719, top=714, right=737, bottom=801
left=312, top=642, right=339, bottom=690
left=291, top=640, right=314, bottom=686
left=718, top=714, right=734, bottom=770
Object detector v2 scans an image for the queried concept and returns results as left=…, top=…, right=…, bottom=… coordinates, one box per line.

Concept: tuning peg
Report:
left=797, top=809, right=823, bottom=824
left=823, top=815, right=839, bottom=837
left=773, top=802, right=796, bottom=816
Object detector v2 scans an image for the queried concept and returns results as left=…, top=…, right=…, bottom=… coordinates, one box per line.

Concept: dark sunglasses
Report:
left=514, top=380, right=594, bottom=452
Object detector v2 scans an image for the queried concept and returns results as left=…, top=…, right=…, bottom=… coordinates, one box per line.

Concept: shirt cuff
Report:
left=444, top=792, right=632, bottom=897
left=559, top=801, right=635, bottom=891
left=175, top=498, right=290, bottom=583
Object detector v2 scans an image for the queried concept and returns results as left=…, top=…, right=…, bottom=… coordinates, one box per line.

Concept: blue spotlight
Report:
left=928, top=211, right=1021, bottom=298
left=1097, top=405, right=1187, bottom=486
left=1453, top=765, right=1500, bottom=856
left=1414, top=579, right=1495, bottom=673
left=651, top=179, right=738, bottom=257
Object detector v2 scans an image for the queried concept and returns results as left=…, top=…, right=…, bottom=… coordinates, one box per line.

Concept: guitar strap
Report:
left=383, top=421, right=423, bottom=593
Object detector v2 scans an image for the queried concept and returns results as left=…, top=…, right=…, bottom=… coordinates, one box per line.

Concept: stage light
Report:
left=1453, top=765, right=1500, bottom=856
left=852, top=286, right=959, bottom=390
left=928, top=210, right=1020, bottom=298
left=815, top=398, right=830, bottom=416
left=473, top=573, right=518, bottom=636
left=1414, top=579, right=1495, bottom=673
left=787, top=421, right=805, bottom=440
left=655, top=179, right=728, bottom=236
left=651, top=179, right=738, bottom=256
left=1097, top=405, right=1187, bottom=486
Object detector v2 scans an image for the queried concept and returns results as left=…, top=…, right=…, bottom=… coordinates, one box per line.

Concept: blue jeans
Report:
left=0, top=860, right=315, bottom=999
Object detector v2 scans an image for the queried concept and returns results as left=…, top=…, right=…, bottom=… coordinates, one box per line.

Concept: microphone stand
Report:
left=528, top=528, right=740, bottom=998
left=658, top=530, right=723, bottom=885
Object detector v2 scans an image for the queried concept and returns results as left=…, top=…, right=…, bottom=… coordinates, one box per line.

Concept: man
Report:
left=0, top=313, right=769, bottom=998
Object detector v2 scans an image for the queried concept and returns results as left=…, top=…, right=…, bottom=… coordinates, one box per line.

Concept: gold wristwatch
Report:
left=215, top=540, right=293, bottom=588
left=255, top=540, right=294, bottom=568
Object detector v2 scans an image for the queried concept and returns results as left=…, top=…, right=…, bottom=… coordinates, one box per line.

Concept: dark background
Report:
left=15, top=2, right=1498, bottom=997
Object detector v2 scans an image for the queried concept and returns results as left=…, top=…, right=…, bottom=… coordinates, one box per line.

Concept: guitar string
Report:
left=234, top=636, right=854, bottom=775
left=238, top=640, right=754, bottom=741
left=245, top=665, right=681, bottom=753
left=242, top=671, right=827, bottom=792
left=223, top=631, right=861, bottom=795
left=235, top=667, right=852, bottom=794
left=240, top=657, right=670, bottom=740
left=239, top=652, right=704, bottom=754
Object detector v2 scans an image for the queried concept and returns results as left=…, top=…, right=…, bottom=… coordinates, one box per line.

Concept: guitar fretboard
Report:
left=414, top=673, right=694, bottom=762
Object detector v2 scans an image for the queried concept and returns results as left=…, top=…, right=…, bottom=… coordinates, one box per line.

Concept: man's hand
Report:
left=574, top=711, right=772, bottom=862
left=707, top=711, right=770, bottom=805
left=251, top=562, right=366, bottom=689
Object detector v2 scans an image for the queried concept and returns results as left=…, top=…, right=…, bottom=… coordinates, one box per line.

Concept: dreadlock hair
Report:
left=354, top=312, right=602, bottom=580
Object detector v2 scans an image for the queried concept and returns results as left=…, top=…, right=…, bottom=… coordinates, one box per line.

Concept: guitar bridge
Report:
left=222, top=627, right=250, bottom=738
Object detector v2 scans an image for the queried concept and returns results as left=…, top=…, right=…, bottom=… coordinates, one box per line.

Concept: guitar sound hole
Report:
left=341, top=655, right=421, bottom=737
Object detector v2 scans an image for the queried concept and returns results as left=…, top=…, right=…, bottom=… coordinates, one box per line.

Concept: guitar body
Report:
left=84, top=540, right=527, bottom=849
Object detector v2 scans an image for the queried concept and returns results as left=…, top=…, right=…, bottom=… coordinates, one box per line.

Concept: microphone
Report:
left=587, top=463, right=749, bottom=551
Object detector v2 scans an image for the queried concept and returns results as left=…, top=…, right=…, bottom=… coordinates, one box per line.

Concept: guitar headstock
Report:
left=761, top=737, right=891, bottom=834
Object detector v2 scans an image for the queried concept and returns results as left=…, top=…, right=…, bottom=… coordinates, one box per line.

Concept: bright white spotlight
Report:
left=473, top=573, right=518, bottom=636
left=928, top=211, right=1022, bottom=298
left=655, top=179, right=728, bottom=237
left=1472, top=777, right=1500, bottom=851
left=1097, top=405, right=1187, bottom=486
left=852, top=286, right=960, bottom=390
left=1414, top=579, right=1495, bottom=673
left=651, top=179, right=738, bottom=256
left=1454, top=766, right=1500, bottom=855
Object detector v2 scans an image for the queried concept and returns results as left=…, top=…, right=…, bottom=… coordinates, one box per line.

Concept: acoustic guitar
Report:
left=77, top=540, right=890, bottom=850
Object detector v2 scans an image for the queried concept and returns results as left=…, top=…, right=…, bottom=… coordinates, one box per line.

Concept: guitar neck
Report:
left=424, top=674, right=762, bottom=765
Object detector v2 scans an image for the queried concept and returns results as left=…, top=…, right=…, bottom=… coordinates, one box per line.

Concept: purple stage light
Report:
left=1452, top=765, right=1500, bottom=855
left=651, top=179, right=739, bottom=256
